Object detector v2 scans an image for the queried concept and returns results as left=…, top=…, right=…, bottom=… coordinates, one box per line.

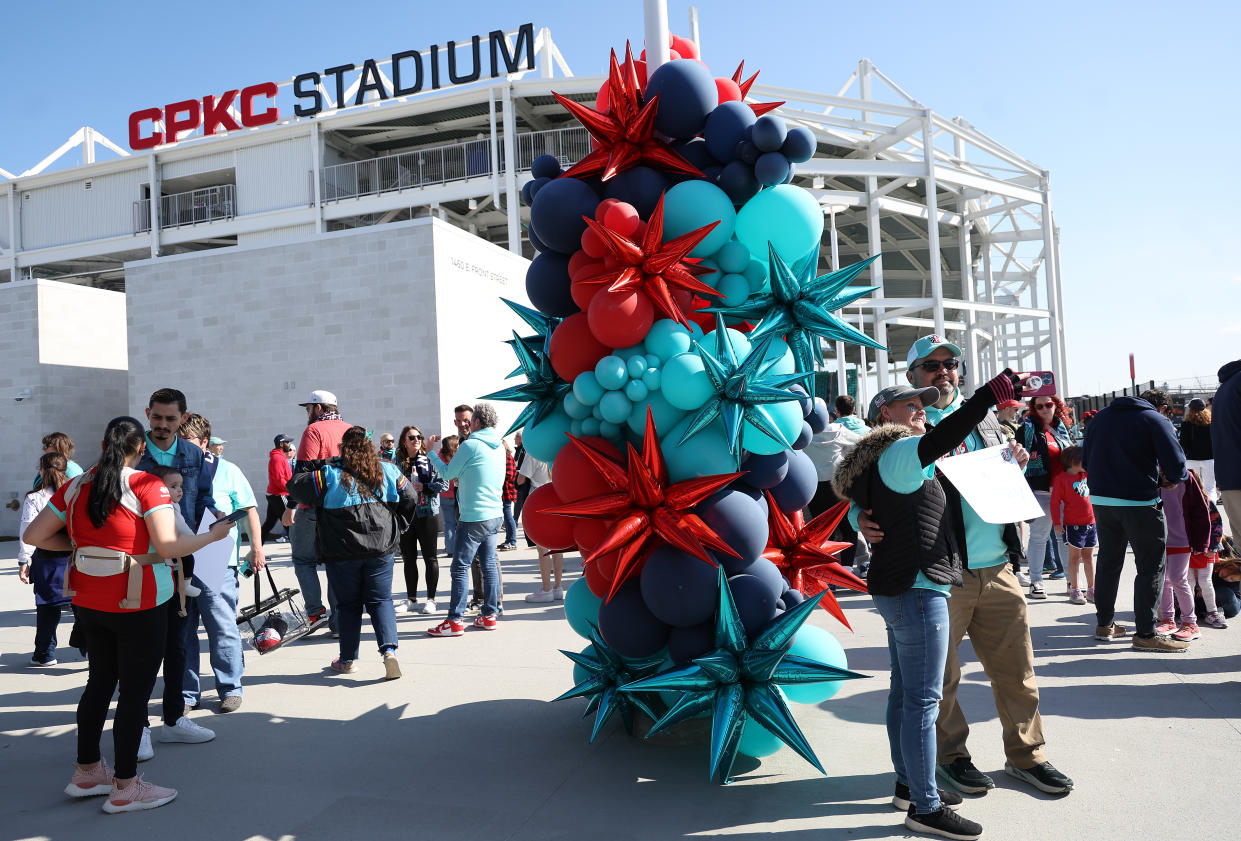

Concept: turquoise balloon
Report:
left=642, top=368, right=662, bottom=391
left=664, top=415, right=739, bottom=482
left=599, top=390, right=633, bottom=424
left=759, top=337, right=797, bottom=376
left=581, top=417, right=601, bottom=437
left=696, top=326, right=751, bottom=360
left=644, top=319, right=693, bottom=363
left=563, top=392, right=592, bottom=420
left=624, top=380, right=649, bottom=402
left=626, top=389, right=685, bottom=437
left=742, top=399, right=805, bottom=455
left=744, top=258, right=768, bottom=292
left=569, top=419, right=583, bottom=436
left=662, top=352, right=713, bottom=411
left=572, top=649, right=591, bottom=687
left=738, top=716, right=783, bottom=758
left=564, top=578, right=602, bottom=639
left=626, top=354, right=648, bottom=379
left=573, top=371, right=604, bottom=406
left=717, top=273, right=750, bottom=307
left=523, top=409, right=573, bottom=463
left=598, top=420, right=621, bottom=439
left=615, top=344, right=647, bottom=361
left=784, top=624, right=849, bottom=704
left=734, top=184, right=824, bottom=266
left=595, top=355, right=629, bottom=391
left=663, top=180, right=737, bottom=257
left=715, top=239, right=751, bottom=275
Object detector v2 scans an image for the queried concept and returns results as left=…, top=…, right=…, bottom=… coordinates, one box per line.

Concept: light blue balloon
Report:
left=664, top=415, right=739, bottom=483
left=626, top=354, right=648, bottom=379
left=642, top=368, right=662, bottom=391
left=696, top=326, right=751, bottom=360
left=523, top=409, right=573, bottom=463
left=644, top=319, right=694, bottom=363
left=573, top=371, right=604, bottom=406
left=738, top=716, right=783, bottom=758
left=759, top=337, right=797, bottom=376
left=580, top=417, right=601, bottom=437
left=717, top=273, right=750, bottom=308
left=663, top=180, right=738, bottom=257
left=744, top=258, right=768, bottom=293
left=615, top=344, right=647, bottom=361
left=569, top=419, right=583, bottom=436
left=742, top=399, right=805, bottom=456
left=715, top=239, right=751, bottom=275
left=598, top=420, right=622, bottom=439
left=784, top=625, right=849, bottom=704
left=563, top=392, right=593, bottom=420
left=599, top=390, right=633, bottom=425
left=734, top=184, right=825, bottom=266
left=662, top=352, right=714, bottom=411
left=625, top=380, right=649, bottom=402
left=626, top=389, right=686, bottom=437
left=591, top=404, right=604, bottom=419
left=595, top=355, right=629, bottom=391
left=564, top=578, right=602, bottom=640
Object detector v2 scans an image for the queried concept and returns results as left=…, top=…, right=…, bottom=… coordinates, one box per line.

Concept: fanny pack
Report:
left=60, top=475, right=164, bottom=610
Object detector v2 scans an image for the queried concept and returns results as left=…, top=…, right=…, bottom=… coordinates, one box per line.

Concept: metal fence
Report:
left=320, top=126, right=591, bottom=202
left=134, top=184, right=236, bottom=233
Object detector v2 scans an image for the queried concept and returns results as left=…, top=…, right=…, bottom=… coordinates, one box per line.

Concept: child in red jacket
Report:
left=1051, top=446, right=1095, bottom=605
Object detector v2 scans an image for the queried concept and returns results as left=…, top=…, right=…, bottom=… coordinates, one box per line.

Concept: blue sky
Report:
left=2, top=0, right=1236, bottom=397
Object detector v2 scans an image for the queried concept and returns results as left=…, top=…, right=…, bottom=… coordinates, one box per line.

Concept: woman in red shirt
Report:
left=1019, top=395, right=1073, bottom=599
left=23, top=416, right=234, bottom=814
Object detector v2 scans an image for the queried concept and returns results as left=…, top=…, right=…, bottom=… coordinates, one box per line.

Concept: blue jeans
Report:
left=291, top=508, right=337, bottom=627
left=34, top=603, right=66, bottom=662
left=182, top=567, right=244, bottom=705
left=1027, top=491, right=1054, bottom=583
left=441, top=499, right=458, bottom=557
left=324, top=554, right=398, bottom=661
left=448, top=517, right=501, bottom=621
left=872, top=588, right=950, bottom=815
left=502, top=500, right=517, bottom=545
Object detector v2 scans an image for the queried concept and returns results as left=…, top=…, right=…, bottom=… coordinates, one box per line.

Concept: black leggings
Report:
left=158, top=597, right=188, bottom=727
left=401, top=516, right=440, bottom=601
left=261, top=494, right=286, bottom=539
left=76, top=605, right=167, bottom=779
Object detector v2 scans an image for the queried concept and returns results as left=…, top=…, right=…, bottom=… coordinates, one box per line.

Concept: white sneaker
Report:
left=1017, top=571, right=1031, bottom=586
left=414, top=599, right=436, bottom=614
left=552, top=586, right=566, bottom=601
left=525, top=589, right=555, bottom=603
left=182, top=582, right=202, bottom=598
left=136, top=727, right=154, bottom=762
left=395, top=599, right=415, bottom=614
left=159, top=716, right=216, bottom=744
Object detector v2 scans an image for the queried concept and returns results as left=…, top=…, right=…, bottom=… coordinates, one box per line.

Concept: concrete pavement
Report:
left=1, top=539, right=1238, bottom=841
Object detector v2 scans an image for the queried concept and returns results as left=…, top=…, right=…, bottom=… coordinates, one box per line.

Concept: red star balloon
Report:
left=553, top=44, right=702, bottom=182
left=731, top=60, right=785, bottom=118
left=546, top=409, right=744, bottom=602
left=577, top=193, right=720, bottom=327
left=762, top=497, right=868, bottom=630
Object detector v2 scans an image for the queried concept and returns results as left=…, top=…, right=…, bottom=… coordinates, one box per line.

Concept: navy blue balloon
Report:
left=808, top=397, right=830, bottom=433
left=529, top=177, right=598, bottom=254
left=697, top=488, right=769, bottom=563
left=754, top=152, right=791, bottom=187
left=793, top=421, right=813, bottom=450
left=740, top=450, right=789, bottom=490
left=531, top=154, right=562, bottom=180
left=770, top=449, right=818, bottom=514
left=782, top=126, right=816, bottom=163
left=783, top=587, right=806, bottom=607
left=667, top=621, right=717, bottom=665
left=527, top=224, right=549, bottom=254
left=520, top=180, right=535, bottom=206
left=640, top=545, right=721, bottom=628
left=671, top=138, right=719, bottom=170
left=525, top=251, right=579, bottom=317
left=645, top=59, right=718, bottom=140
left=702, top=164, right=723, bottom=184
left=789, top=383, right=813, bottom=417
left=522, top=175, right=552, bottom=208
left=752, top=115, right=788, bottom=153
left=598, top=579, right=672, bottom=658
left=602, top=166, right=669, bottom=219
left=736, top=140, right=760, bottom=165
left=781, top=167, right=796, bottom=185
left=718, top=160, right=760, bottom=206
left=729, top=481, right=770, bottom=519
left=728, top=574, right=780, bottom=637
left=734, top=556, right=786, bottom=601
left=703, top=100, right=756, bottom=163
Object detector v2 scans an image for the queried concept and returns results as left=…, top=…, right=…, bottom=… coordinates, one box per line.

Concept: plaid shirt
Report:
left=503, top=451, right=518, bottom=502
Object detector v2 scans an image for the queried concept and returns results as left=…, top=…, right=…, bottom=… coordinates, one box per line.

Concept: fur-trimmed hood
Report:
left=832, top=424, right=911, bottom=502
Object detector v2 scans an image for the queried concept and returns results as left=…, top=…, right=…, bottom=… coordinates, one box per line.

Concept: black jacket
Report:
left=1083, top=397, right=1186, bottom=502
left=1179, top=421, right=1213, bottom=461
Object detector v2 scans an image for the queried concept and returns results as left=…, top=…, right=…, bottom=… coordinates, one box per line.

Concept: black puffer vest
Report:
left=833, top=425, right=963, bottom=596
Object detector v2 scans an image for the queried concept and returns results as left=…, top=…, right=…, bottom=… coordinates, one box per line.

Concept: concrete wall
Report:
left=125, top=217, right=531, bottom=504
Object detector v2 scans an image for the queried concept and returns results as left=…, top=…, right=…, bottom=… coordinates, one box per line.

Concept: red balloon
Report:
left=521, top=484, right=576, bottom=551
left=567, top=249, right=595, bottom=279
left=574, top=517, right=610, bottom=552
left=603, top=201, right=640, bottom=237
left=580, top=226, right=609, bottom=259
left=595, top=197, right=621, bottom=223
left=549, top=312, right=609, bottom=382
left=595, top=82, right=610, bottom=112
left=570, top=275, right=603, bottom=311
left=556, top=436, right=624, bottom=503
left=588, top=287, right=655, bottom=348
left=670, top=35, right=699, bottom=59
left=584, top=558, right=612, bottom=598
left=715, top=77, right=743, bottom=103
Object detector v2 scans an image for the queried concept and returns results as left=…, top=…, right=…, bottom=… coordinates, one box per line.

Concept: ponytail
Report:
left=27, top=452, right=68, bottom=497
left=87, top=416, right=146, bottom=528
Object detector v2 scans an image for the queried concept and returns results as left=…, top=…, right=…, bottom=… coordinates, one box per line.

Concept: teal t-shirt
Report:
left=873, top=436, right=953, bottom=595
left=144, top=433, right=178, bottom=467
left=212, top=457, right=257, bottom=567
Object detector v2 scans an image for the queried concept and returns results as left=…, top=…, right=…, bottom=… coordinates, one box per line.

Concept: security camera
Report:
left=14, top=388, right=32, bottom=402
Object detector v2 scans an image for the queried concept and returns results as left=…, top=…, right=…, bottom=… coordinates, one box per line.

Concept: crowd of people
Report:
left=11, top=348, right=1239, bottom=836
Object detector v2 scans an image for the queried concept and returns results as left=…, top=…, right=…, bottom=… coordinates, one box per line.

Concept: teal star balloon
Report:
left=619, top=567, right=865, bottom=784
left=710, top=245, right=886, bottom=373
left=554, top=627, right=664, bottom=743
left=501, top=298, right=562, bottom=380
left=678, top=313, right=811, bottom=456
left=480, top=327, right=571, bottom=436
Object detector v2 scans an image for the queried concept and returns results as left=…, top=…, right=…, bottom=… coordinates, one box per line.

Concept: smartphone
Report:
left=212, top=507, right=253, bottom=527
left=1019, top=371, right=1057, bottom=398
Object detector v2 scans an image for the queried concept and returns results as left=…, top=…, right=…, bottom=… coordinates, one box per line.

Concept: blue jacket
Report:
left=137, top=437, right=216, bottom=528
left=1213, top=359, right=1241, bottom=491
left=1082, top=396, right=1187, bottom=503
left=286, top=460, right=418, bottom=561
left=1019, top=418, right=1072, bottom=492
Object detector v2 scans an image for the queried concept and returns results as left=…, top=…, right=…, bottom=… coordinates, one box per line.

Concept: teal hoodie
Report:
left=439, top=426, right=505, bottom=522
left=838, top=415, right=868, bottom=435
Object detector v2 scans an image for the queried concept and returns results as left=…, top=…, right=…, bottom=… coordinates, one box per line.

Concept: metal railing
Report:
left=320, top=126, right=591, bottom=202
left=134, top=184, right=236, bottom=233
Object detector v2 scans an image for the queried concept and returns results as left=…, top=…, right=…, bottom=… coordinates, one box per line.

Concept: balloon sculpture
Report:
left=484, top=34, right=888, bottom=784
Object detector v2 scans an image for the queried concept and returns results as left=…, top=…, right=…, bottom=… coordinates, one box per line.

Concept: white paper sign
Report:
left=935, top=445, right=1043, bottom=524
left=192, top=515, right=234, bottom=593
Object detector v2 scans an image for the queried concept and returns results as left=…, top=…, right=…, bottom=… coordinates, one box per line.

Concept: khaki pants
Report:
left=937, top=563, right=1047, bottom=768
left=1220, top=490, right=1241, bottom=547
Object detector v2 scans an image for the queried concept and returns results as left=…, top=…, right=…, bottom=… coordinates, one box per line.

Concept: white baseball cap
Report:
left=298, top=389, right=338, bottom=406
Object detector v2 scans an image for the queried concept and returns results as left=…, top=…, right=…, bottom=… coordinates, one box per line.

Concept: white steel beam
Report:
left=148, top=152, right=161, bottom=258
left=922, top=114, right=946, bottom=338
left=311, top=123, right=324, bottom=234
left=501, top=85, right=521, bottom=254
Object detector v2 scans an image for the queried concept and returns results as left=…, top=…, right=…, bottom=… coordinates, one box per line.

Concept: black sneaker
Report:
left=892, top=782, right=963, bottom=811
left=936, top=758, right=994, bottom=794
left=1004, top=761, right=1073, bottom=794
left=905, top=805, right=982, bottom=840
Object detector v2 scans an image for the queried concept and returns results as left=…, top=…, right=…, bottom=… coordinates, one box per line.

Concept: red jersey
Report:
left=1050, top=470, right=1094, bottom=527
left=49, top=468, right=175, bottom=612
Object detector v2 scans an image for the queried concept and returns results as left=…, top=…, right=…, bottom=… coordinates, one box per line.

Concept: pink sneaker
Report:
left=427, top=619, right=465, bottom=637
left=1172, top=622, right=1200, bottom=642
left=472, top=614, right=498, bottom=631
left=1202, top=611, right=1228, bottom=629
left=64, top=759, right=114, bottom=798
left=101, top=775, right=178, bottom=813
left=1155, top=618, right=1177, bottom=635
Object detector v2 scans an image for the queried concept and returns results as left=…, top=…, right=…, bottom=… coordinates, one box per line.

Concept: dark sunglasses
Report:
left=407, top=434, right=423, bottom=441
left=918, top=359, right=959, bottom=372
left=1034, top=402, right=1055, bottom=410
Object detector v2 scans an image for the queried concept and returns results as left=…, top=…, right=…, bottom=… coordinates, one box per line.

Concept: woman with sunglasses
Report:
left=395, top=425, right=447, bottom=614
left=1019, top=395, right=1074, bottom=599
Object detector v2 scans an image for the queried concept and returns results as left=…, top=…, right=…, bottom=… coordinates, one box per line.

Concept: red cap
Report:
left=997, top=399, right=1023, bottom=410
